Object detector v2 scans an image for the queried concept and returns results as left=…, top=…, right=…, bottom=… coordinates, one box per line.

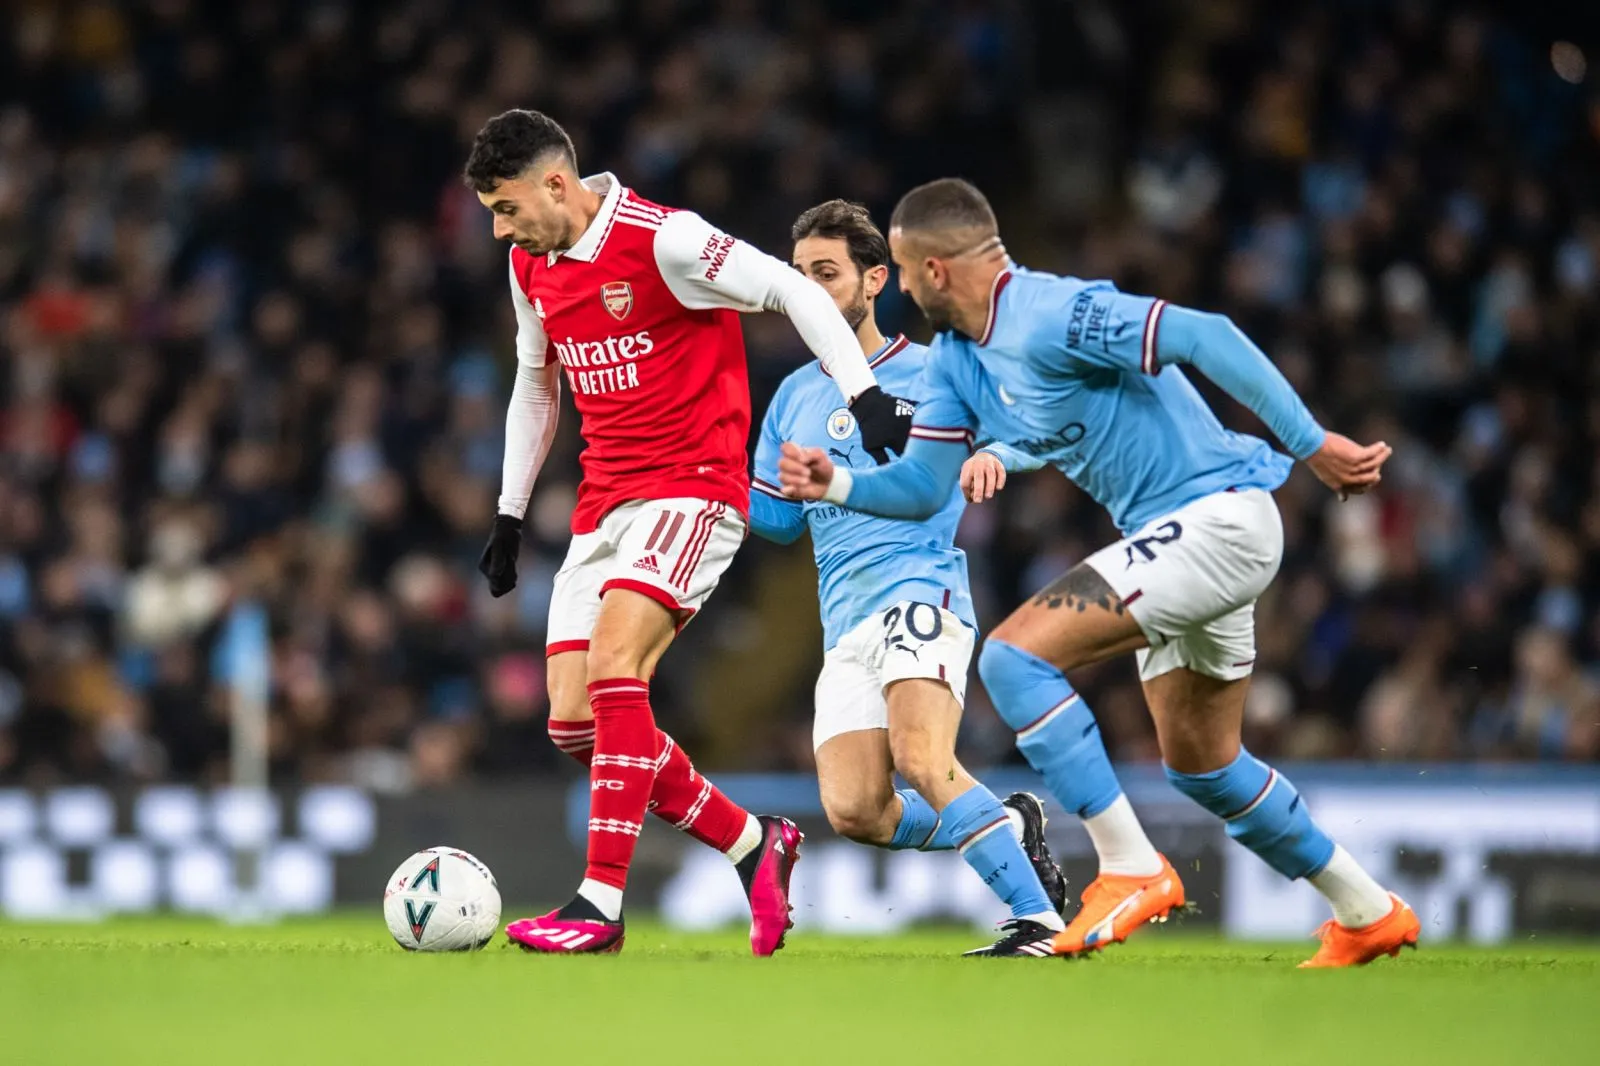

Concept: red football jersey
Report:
left=509, top=181, right=758, bottom=534
left=500, top=172, right=877, bottom=536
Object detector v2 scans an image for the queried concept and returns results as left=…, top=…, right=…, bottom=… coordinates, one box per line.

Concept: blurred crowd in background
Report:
left=1, top=0, right=1597, bottom=789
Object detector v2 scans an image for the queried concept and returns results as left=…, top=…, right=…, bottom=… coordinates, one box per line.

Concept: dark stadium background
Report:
left=1, top=0, right=1597, bottom=805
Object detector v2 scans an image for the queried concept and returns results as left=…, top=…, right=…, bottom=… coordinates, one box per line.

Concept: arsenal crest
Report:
left=601, top=281, right=633, bottom=320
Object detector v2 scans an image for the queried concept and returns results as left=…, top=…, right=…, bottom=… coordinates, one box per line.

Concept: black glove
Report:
left=478, top=514, right=524, bottom=597
left=850, top=385, right=916, bottom=464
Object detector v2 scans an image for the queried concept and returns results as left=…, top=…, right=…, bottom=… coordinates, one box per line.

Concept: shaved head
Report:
left=887, top=177, right=1007, bottom=334
left=888, top=178, right=1000, bottom=258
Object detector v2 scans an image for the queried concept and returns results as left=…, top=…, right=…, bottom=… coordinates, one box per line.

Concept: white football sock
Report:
left=1083, top=794, right=1164, bottom=876
left=577, top=878, right=624, bottom=922
left=1005, top=806, right=1026, bottom=842
left=1019, top=909, right=1066, bottom=932
left=1308, top=845, right=1394, bottom=928
left=724, top=814, right=763, bottom=865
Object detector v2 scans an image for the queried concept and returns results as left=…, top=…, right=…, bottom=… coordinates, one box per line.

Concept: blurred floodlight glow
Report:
left=94, top=842, right=161, bottom=912
left=45, top=788, right=114, bottom=845
left=213, top=788, right=279, bottom=847
left=0, top=791, right=35, bottom=843
left=2, top=846, right=69, bottom=919
left=299, top=786, right=376, bottom=852
left=134, top=787, right=204, bottom=845
left=264, top=843, right=333, bottom=912
left=1552, top=42, right=1586, bottom=84
left=169, top=846, right=232, bottom=913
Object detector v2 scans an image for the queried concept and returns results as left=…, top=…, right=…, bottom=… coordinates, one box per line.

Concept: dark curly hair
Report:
left=790, top=200, right=889, bottom=275
left=463, top=110, right=578, bottom=192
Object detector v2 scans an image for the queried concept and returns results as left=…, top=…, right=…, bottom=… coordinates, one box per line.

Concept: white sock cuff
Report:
left=577, top=878, right=624, bottom=922
left=724, top=814, right=762, bottom=865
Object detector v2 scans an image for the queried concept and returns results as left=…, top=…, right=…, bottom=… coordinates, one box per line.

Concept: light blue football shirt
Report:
left=751, top=336, right=977, bottom=650
left=907, top=267, right=1319, bottom=533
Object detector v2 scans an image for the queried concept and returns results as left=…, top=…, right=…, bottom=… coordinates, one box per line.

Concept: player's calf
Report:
left=886, top=682, right=1063, bottom=943
left=1149, top=669, right=1402, bottom=946
left=548, top=645, right=763, bottom=862
left=977, top=637, right=1163, bottom=876
left=943, top=785, right=1064, bottom=956
left=1165, top=748, right=1401, bottom=941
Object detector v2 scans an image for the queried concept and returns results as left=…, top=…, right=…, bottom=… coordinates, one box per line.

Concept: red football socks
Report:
left=584, top=679, right=659, bottom=890
left=648, top=733, right=750, bottom=853
left=548, top=719, right=596, bottom=763
left=550, top=717, right=749, bottom=855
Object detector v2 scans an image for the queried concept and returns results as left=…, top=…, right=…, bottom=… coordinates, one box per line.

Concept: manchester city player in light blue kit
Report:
left=750, top=200, right=1067, bottom=956
left=779, top=180, right=1421, bottom=966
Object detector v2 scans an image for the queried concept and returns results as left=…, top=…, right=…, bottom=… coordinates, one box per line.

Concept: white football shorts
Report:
left=545, top=497, right=745, bottom=655
left=1083, top=487, right=1283, bottom=682
left=813, top=600, right=976, bottom=750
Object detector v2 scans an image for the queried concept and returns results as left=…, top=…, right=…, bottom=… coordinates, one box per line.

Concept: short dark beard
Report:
left=920, top=298, right=954, bottom=333
left=842, top=282, right=869, bottom=331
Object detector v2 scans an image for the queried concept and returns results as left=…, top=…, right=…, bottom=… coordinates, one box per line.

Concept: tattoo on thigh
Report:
left=1031, top=564, right=1126, bottom=615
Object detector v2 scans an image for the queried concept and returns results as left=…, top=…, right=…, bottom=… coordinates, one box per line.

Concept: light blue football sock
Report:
left=977, top=638, right=1125, bottom=819
left=888, top=789, right=943, bottom=850
left=942, top=784, right=1054, bottom=921
left=1165, top=749, right=1335, bottom=879
left=892, top=788, right=1030, bottom=852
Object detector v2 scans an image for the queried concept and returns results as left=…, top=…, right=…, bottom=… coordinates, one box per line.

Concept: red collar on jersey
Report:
left=977, top=268, right=1013, bottom=347
left=818, top=333, right=909, bottom=378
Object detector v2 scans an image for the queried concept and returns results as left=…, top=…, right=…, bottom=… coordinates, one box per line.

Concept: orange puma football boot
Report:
left=1299, top=893, right=1420, bottom=968
left=1051, top=854, right=1186, bottom=956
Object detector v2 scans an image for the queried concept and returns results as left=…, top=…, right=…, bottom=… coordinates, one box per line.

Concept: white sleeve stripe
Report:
left=910, top=426, right=974, bottom=443
left=752, top=478, right=787, bottom=498
left=622, top=199, right=667, bottom=220
left=615, top=215, right=661, bottom=231
left=1141, top=298, right=1167, bottom=375
left=619, top=204, right=665, bottom=222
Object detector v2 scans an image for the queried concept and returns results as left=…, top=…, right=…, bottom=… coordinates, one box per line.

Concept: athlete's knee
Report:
left=585, top=636, right=649, bottom=683
left=820, top=789, right=894, bottom=845
left=985, top=614, right=1037, bottom=657
left=887, top=723, right=948, bottom=795
left=977, top=637, right=1057, bottom=718
left=546, top=655, right=593, bottom=722
left=1159, top=728, right=1241, bottom=776
left=588, top=591, right=674, bottom=680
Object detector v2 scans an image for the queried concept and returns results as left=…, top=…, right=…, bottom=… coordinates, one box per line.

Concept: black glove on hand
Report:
left=850, top=385, right=916, bottom=464
left=478, top=514, right=524, bottom=597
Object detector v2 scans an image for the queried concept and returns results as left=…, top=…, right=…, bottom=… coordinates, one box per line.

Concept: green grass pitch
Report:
left=3, top=917, right=1597, bottom=1066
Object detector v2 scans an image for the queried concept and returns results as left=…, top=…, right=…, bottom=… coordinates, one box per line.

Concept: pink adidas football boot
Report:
left=736, top=815, right=803, bottom=956
left=505, top=906, right=625, bottom=955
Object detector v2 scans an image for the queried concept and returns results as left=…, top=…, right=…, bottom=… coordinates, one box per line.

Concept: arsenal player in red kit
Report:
left=464, top=110, right=912, bottom=955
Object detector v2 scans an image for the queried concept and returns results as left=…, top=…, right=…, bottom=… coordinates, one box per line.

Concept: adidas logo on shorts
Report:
left=633, top=554, right=661, bottom=574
